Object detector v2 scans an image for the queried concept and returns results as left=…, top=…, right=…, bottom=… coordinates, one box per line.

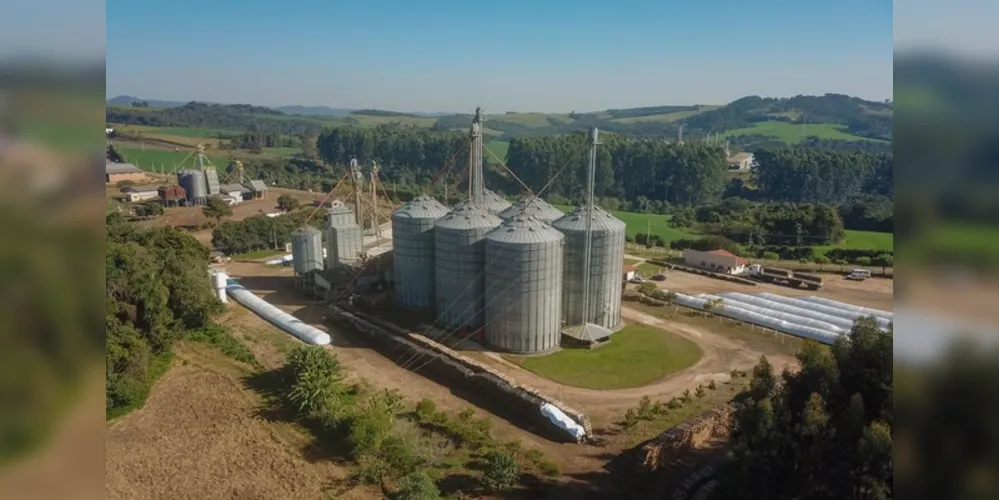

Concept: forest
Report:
left=719, top=319, right=892, bottom=499
left=106, top=213, right=222, bottom=417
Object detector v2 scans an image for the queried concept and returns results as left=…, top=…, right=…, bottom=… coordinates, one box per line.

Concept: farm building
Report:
left=220, top=183, right=251, bottom=200
left=726, top=152, right=755, bottom=171
left=623, top=265, right=637, bottom=281
left=682, top=249, right=747, bottom=275
left=106, top=162, right=146, bottom=184
left=158, top=185, right=186, bottom=206
left=243, top=180, right=269, bottom=199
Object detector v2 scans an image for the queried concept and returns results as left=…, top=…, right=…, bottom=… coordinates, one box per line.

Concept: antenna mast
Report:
left=581, top=127, right=599, bottom=326
left=470, top=107, right=484, bottom=205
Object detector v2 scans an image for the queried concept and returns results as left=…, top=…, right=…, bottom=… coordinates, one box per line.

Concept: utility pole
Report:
left=349, top=158, right=362, bottom=227
left=581, top=127, right=599, bottom=331
left=370, top=161, right=380, bottom=237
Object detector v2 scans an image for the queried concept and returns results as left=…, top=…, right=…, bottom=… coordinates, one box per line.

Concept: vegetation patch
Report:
left=506, top=325, right=702, bottom=390
left=720, top=121, right=876, bottom=143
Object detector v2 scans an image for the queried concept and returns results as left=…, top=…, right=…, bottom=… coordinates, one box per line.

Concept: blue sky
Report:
left=105, top=0, right=894, bottom=112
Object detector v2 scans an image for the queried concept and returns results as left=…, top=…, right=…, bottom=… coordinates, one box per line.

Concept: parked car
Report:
left=651, top=274, right=667, bottom=281
left=845, top=269, right=871, bottom=281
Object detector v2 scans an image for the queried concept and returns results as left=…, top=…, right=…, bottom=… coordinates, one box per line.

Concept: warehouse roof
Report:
left=106, top=162, right=141, bottom=174
left=244, top=180, right=268, bottom=192
left=220, top=183, right=250, bottom=193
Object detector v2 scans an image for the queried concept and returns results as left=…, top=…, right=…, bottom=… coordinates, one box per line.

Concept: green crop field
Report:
left=720, top=121, right=880, bottom=143
left=815, top=230, right=894, bottom=253
left=114, top=146, right=233, bottom=172
left=492, top=112, right=564, bottom=127
left=115, top=125, right=239, bottom=137
left=505, top=324, right=702, bottom=390
left=347, top=114, right=439, bottom=127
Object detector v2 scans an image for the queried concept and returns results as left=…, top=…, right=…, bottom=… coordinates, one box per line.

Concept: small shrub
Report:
left=391, top=470, right=441, bottom=500
left=482, top=449, right=520, bottom=492
left=537, top=458, right=560, bottom=477
left=415, top=398, right=436, bottom=420
left=622, top=408, right=640, bottom=429
left=681, top=390, right=692, bottom=403
left=458, top=407, right=475, bottom=422
left=636, top=396, right=653, bottom=418
left=695, top=385, right=706, bottom=398
left=708, top=380, right=717, bottom=390
left=667, top=398, right=682, bottom=410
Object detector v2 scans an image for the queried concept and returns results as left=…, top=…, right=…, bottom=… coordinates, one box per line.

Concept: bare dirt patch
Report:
left=105, top=343, right=378, bottom=500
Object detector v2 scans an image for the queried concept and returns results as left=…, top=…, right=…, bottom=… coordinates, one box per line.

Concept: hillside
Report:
left=106, top=93, right=892, bottom=152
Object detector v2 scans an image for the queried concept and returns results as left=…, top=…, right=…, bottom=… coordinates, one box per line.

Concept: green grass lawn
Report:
left=505, top=324, right=702, bottom=390
left=485, top=140, right=509, bottom=162
left=720, top=121, right=883, bottom=143
left=552, top=205, right=698, bottom=247
left=637, top=262, right=665, bottom=276
left=815, top=230, right=894, bottom=253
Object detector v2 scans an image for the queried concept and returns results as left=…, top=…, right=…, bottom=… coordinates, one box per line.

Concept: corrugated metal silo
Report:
left=498, top=195, right=564, bottom=222
left=434, top=200, right=502, bottom=328
left=392, top=195, right=449, bottom=310
left=552, top=205, right=627, bottom=330
left=326, top=204, right=364, bottom=267
left=484, top=215, right=564, bottom=353
left=204, top=169, right=221, bottom=195
left=290, top=225, right=324, bottom=275
left=479, top=189, right=512, bottom=215
left=177, top=169, right=208, bottom=204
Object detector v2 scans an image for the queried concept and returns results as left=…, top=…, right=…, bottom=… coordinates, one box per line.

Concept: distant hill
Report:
left=106, top=93, right=892, bottom=152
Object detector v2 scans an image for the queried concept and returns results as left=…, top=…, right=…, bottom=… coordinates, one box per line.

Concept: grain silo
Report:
left=552, top=205, right=627, bottom=330
left=392, top=195, right=450, bottom=310
left=484, top=215, right=564, bottom=354
left=290, top=225, right=324, bottom=276
left=498, top=195, right=564, bottom=222
left=434, top=200, right=503, bottom=328
left=479, top=189, right=512, bottom=216
left=326, top=204, right=363, bottom=268
left=177, top=169, right=207, bottom=205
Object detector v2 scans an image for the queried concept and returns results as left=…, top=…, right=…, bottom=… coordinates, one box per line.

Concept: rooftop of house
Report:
left=726, top=152, right=754, bottom=163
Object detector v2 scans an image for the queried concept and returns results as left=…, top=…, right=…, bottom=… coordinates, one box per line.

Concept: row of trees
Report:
left=106, top=213, right=222, bottom=416
left=107, top=102, right=324, bottom=136
left=752, top=149, right=893, bottom=204
left=211, top=209, right=323, bottom=255
left=672, top=199, right=846, bottom=245
left=506, top=134, right=728, bottom=206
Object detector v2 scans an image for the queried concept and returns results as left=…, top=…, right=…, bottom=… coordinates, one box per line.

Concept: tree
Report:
left=286, top=346, right=346, bottom=418
left=391, top=471, right=440, bottom=500
left=134, top=203, right=164, bottom=218
left=855, top=256, right=872, bottom=267
left=116, top=179, right=136, bottom=191
left=872, top=253, right=893, bottom=275
left=482, top=449, right=520, bottom=491
left=721, top=320, right=892, bottom=499
left=202, top=195, right=233, bottom=223
left=276, top=194, right=300, bottom=212
left=813, top=254, right=831, bottom=271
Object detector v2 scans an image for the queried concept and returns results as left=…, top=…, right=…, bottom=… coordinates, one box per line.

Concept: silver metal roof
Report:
left=435, top=200, right=502, bottom=230
left=292, top=225, right=322, bottom=236
left=106, top=162, right=141, bottom=174
left=392, top=195, right=449, bottom=220
left=498, top=195, right=564, bottom=222
left=244, top=179, right=269, bottom=192
left=551, top=205, right=626, bottom=232
left=478, top=189, right=512, bottom=215
left=485, top=215, right=564, bottom=245
left=219, top=183, right=249, bottom=193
